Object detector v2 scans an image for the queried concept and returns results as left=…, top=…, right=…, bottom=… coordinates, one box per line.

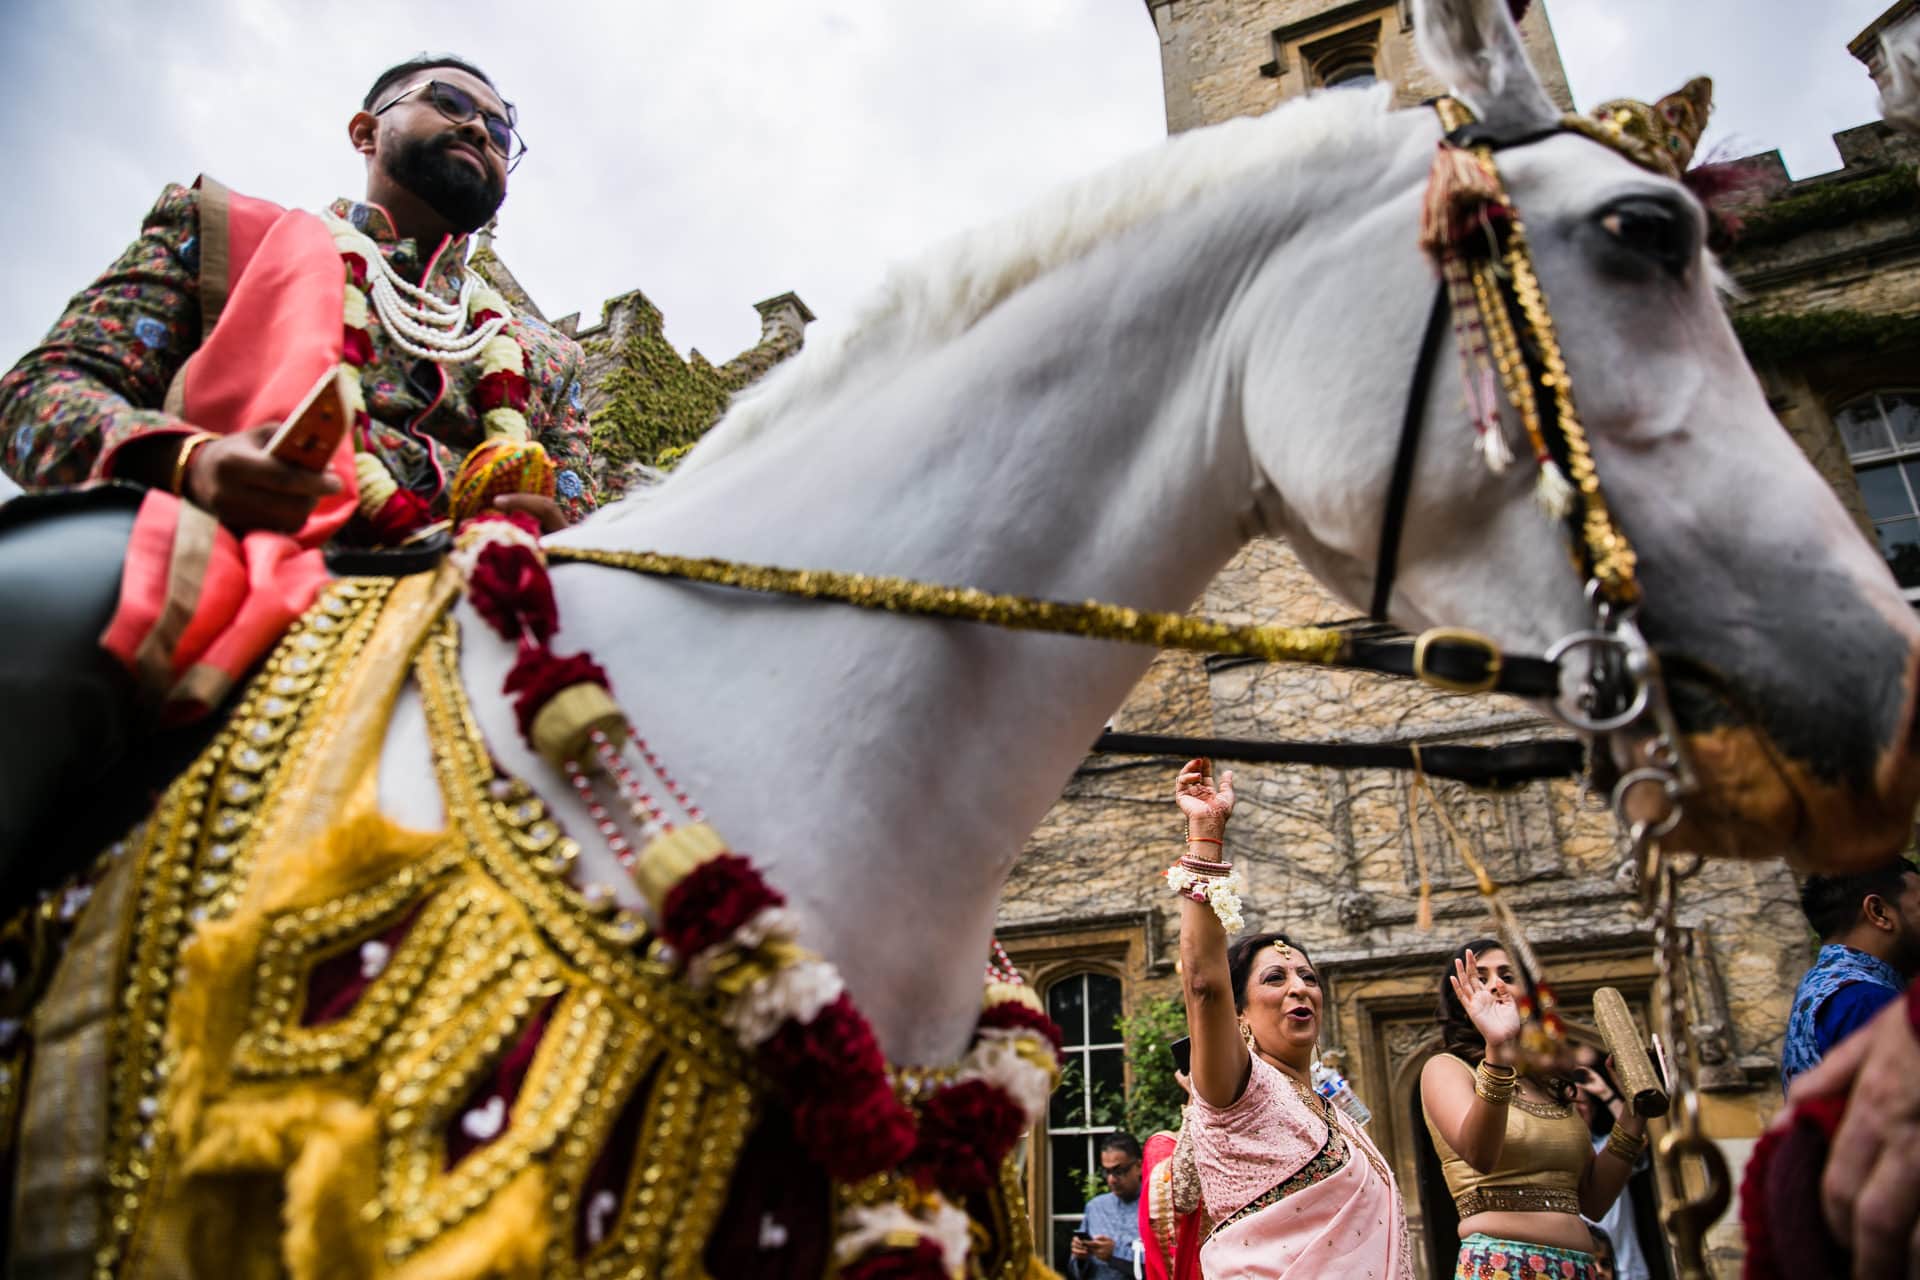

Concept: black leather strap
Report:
left=1092, top=731, right=1582, bottom=789
left=1347, top=635, right=1562, bottom=699
left=1370, top=282, right=1451, bottom=621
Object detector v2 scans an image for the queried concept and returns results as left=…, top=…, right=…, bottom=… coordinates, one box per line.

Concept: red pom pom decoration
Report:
left=657, top=854, right=785, bottom=958
left=503, top=649, right=608, bottom=741
left=976, top=1000, right=1064, bottom=1054
left=475, top=368, right=532, bottom=413
left=908, top=1079, right=1025, bottom=1195
left=469, top=541, right=559, bottom=644
left=791, top=1092, right=920, bottom=1183
left=366, top=487, right=433, bottom=544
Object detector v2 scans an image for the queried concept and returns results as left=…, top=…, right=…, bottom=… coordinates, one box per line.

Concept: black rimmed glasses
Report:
left=375, top=79, right=527, bottom=172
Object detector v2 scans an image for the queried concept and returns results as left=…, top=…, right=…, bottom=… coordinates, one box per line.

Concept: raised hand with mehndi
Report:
left=1450, top=946, right=1523, bottom=1066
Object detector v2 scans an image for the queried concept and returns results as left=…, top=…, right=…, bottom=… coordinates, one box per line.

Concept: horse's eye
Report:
left=1598, top=198, right=1691, bottom=277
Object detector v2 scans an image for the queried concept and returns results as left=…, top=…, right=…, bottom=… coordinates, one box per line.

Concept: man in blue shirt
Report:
left=1781, top=858, right=1920, bottom=1091
left=1067, top=1133, right=1144, bottom=1279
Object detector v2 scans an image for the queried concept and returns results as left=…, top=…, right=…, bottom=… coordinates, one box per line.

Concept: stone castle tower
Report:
left=995, top=4, right=1845, bottom=1276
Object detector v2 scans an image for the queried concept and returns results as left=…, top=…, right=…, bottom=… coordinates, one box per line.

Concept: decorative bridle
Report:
left=542, top=93, right=1732, bottom=1274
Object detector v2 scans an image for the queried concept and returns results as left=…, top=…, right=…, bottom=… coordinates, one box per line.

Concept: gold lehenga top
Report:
left=0, top=570, right=1039, bottom=1280
left=1422, top=1054, right=1592, bottom=1220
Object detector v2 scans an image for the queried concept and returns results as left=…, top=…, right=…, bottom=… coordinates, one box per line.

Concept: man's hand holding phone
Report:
left=184, top=422, right=342, bottom=533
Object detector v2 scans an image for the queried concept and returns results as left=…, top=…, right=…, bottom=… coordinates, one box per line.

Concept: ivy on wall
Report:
left=582, top=294, right=775, bottom=474
left=1734, top=307, right=1920, bottom=363
left=1735, top=165, right=1917, bottom=249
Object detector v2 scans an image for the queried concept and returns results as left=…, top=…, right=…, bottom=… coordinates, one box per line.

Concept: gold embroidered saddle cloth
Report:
left=0, top=572, right=1035, bottom=1279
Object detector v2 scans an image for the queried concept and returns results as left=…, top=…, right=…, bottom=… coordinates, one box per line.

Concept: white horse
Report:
left=363, top=0, right=1920, bottom=1071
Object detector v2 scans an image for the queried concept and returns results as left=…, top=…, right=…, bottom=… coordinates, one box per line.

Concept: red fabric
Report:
left=301, top=903, right=423, bottom=1027
left=444, top=999, right=555, bottom=1169
left=100, top=189, right=358, bottom=717
left=1140, top=1132, right=1206, bottom=1280
left=1141, top=1133, right=1176, bottom=1280
left=1741, top=1092, right=1850, bottom=1280
left=838, top=1242, right=946, bottom=1280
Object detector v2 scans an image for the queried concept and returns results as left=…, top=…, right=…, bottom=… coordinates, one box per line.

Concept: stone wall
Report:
left=996, top=4, right=1920, bottom=1275
left=1145, top=0, right=1572, bottom=133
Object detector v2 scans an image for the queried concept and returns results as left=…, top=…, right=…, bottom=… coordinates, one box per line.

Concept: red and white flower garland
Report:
left=447, top=513, right=1064, bottom=1278
left=324, top=215, right=553, bottom=545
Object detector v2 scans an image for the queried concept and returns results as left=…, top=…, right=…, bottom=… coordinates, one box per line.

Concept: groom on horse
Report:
left=0, top=54, right=598, bottom=878
left=1, top=52, right=598, bottom=535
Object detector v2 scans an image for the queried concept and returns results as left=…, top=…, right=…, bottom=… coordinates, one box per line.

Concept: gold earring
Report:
left=1239, top=1020, right=1257, bottom=1053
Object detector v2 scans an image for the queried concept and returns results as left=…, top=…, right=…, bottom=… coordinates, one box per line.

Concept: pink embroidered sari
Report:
left=1187, top=1054, right=1411, bottom=1280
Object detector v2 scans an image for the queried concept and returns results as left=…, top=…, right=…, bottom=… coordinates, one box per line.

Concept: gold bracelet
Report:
left=1605, top=1123, right=1647, bottom=1162
left=170, top=431, right=218, bottom=497
left=1474, top=1059, right=1517, bottom=1104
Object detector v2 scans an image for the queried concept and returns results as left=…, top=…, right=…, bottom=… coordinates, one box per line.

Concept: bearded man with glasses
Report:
left=0, top=55, right=603, bottom=872
left=2, top=53, right=595, bottom=537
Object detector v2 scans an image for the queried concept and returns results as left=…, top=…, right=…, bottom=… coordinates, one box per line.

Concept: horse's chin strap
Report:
left=1367, top=282, right=1450, bottom=623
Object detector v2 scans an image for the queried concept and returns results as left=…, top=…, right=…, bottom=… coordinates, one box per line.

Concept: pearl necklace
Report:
left=324, top=215, right=507, bottom=365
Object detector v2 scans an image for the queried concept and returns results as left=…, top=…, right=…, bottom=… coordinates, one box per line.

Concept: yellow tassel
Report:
left=631, top=822, right=730, bottom=912
left=1407, top=767, right=1434, bottom=932
left=1420, top=143, right=1502, bottom=260
left=392, top=1167, right=552, bottom=1280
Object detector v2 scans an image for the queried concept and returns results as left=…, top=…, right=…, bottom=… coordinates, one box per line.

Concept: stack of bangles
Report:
left=1164, top=831, right=1245, bottom=934
left=1605, top=1122, right=1648, bottom=1163
left=1474, top=1060, right=1517, bottom=1104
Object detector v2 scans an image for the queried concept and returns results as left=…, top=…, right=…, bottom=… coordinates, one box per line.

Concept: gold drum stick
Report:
left=1594, top=987, right=1669, bottom=1118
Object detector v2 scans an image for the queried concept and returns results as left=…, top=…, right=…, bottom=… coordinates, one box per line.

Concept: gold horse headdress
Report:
left=1577, top=76, right=1715, bottom=181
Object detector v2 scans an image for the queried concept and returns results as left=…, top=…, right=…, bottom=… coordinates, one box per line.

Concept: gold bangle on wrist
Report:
left=1474, top=1059, right=1517, bottom=1104
left=170, top=431, right=217, bottom=497
left=1605, top=1123, right=1647, bottom=1162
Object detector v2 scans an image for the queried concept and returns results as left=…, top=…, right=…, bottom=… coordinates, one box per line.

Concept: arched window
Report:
left=1836, top=390, right=1920, bottom=597
left=1043, top=971, right=1127, bottom=1265
left=1319, top=56, right=1378, bottom=88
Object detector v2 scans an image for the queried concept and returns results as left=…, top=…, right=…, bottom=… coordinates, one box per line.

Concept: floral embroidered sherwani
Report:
left=0, top=186, right=599, bottom=523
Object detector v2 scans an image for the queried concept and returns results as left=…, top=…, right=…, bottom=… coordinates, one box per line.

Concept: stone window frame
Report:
left=1258, top=0, right=1405, bottom=89
left=996, top=914, right=1158, bottom=1269
left=1833, top=388, right=1920, bottom=601
left=1042, top=969, right=1130, bottom=1267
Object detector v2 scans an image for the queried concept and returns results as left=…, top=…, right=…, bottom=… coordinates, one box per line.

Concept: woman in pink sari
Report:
left=1171, top=760, right=1411, bottom=1279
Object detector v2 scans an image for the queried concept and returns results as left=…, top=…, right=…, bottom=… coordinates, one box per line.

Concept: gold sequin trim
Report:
left=549, top=547, right=1349, bottom=668
left=1453, top=1185, right=1581, bottom=1218
left=98, top=578, right=389, bottom=1280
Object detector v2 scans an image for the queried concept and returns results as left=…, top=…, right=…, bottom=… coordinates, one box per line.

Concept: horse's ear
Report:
left=1879, top=14, right=1920, bottom=136
left=1414, top=0, right=1559, bottom=134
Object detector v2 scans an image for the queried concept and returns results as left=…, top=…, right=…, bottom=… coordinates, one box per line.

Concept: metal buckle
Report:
left=1412, top=628, right=1503, bottom=695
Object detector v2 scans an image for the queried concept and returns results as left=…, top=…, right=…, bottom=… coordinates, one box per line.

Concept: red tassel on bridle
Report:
left=1419, top=143, right=1511, bottom=265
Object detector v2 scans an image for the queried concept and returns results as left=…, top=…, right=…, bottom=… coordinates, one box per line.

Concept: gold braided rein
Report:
left=548, top=547, right=1350, bottom=667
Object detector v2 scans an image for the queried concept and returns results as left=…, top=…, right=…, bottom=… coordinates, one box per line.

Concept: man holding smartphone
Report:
left=0, top=53, right=598, bottom=536
left=1068, top=1132, right=1145, bottom=1279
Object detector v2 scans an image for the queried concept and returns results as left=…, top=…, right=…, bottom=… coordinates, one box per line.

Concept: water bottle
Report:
left=1311, top=1060, right=1373, bottom=1127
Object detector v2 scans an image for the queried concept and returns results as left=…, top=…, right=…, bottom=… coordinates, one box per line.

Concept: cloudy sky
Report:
left=0, top=0, right=1887, bottom=374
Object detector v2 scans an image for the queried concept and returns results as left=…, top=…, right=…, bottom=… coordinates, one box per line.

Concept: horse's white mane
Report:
left=664, top=85, right=1396, bottom=483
